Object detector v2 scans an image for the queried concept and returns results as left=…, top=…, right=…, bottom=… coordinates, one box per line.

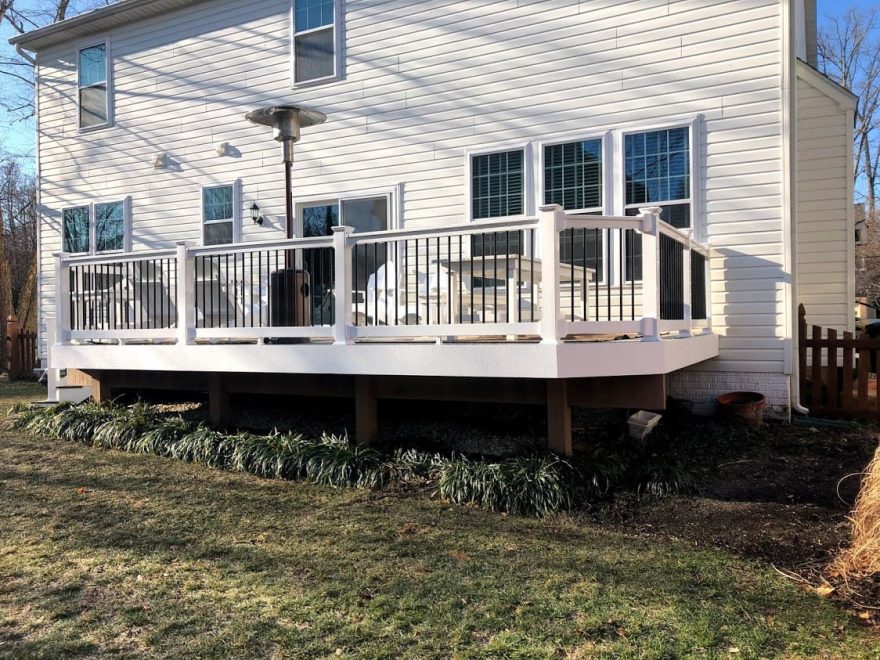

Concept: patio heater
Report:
left=246, top=105, right=327, bottom=328
left=245, top=105, right=327, bottom=239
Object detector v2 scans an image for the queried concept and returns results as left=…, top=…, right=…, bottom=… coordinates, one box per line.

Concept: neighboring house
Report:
left=10, top=0, right=856, bottom=453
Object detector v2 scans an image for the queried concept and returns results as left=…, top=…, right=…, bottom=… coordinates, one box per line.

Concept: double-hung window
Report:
left=543, top=138, right=605, bottom=281
left=202, top=184, right=237, bottom=246
left=62, top=200, right=128, bottom=254
left=623, top=126, right=693, bottom=279
left=293, top=0, right=338, bottom=84
left=78, top=43, right=110, bottom=129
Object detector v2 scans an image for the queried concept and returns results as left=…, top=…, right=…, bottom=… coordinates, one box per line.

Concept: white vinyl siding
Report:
left=796, top=68, right=855, bottom=333
left=36, top=0, right=788, bottom=376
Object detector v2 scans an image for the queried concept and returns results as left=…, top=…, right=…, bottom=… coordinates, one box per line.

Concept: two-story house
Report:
left=11, top=0, right=856, bottom=452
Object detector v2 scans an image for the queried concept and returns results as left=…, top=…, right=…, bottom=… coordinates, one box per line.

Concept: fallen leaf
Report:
left=815, top=584, right=836, bottom=597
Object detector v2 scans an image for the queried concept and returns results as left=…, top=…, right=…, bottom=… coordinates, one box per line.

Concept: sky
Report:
left=0, top=0, right=872, bottom=167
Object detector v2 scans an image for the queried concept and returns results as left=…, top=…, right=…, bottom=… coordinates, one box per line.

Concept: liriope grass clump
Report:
left=5, top=402, right=590, bottom=517
left=93, top=402, right=162, bottom=451
left=436, top=454, right=576, bottom=517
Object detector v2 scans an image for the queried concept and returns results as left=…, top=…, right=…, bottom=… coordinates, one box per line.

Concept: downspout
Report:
left=15, top=43, right=35, bottom=65
left=782, top=0, right=810, bottom=416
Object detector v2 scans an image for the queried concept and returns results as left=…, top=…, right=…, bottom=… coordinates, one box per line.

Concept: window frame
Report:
left=76, top=38, right=113, bottom=132
left=289, top=0, right=344, bottom=87
left=200, top=180, right=241, bottom=247
left=465, top=141, right=534, bottom=223
left=537, top=131, right=611, bottom=284
left=60, top=196, right=131, bottom=256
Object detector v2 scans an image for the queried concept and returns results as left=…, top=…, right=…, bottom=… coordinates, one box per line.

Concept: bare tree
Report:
left=1, top=0, right=114, bottom=120
left=819, top=7, right=880, bottom=211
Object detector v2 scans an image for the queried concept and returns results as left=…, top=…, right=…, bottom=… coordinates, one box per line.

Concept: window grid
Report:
left=471, top=150, right=524, bottom=220
left=295, top=0, right=333, bottom=31
left=543, top=139, right=603, bottom=212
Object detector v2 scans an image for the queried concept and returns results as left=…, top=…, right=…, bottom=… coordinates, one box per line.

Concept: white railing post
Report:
left=681, top=237, right=693, bottom=338
left=176, top=242, right=194, bottom=345
left=639, top=207, right=662, bottom=342
left=332, top=225, right=355, bottom=345
left=539, top=204, right=565, bottom=344
left=54, top=252, right=70, bottom=345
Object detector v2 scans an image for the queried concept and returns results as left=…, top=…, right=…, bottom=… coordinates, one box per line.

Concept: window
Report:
left=62, top=207, right=90, bottom=253
left=471, top=149, right=525, bottom=220
left=95, top=201, right=125, bottom=252
left=293, top=0, right=338, bottom=84
left=202, top=185, right=236, bottom=246
left=544, top=138, right=605, bottom=281
left=62, top=200, right=128, bottom=254
left=299, top=192, right=392, bottom=319
left=624, top=126, right=692, bottom=280
left=78, top=43, right=110, bottom=129
left=624, top=127, right=691, bottom=228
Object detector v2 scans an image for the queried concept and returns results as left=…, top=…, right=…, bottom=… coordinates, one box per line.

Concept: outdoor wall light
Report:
left=153, top=153, right=167, bottom=169
left=250, top=202, right=264, bottom=226
left=215, top=141, right=229, bottom=157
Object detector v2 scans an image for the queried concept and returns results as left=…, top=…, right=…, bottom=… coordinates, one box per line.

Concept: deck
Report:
left=49, top=205, right=717, bottom=380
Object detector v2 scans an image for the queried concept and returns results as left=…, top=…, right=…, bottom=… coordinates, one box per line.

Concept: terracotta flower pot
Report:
left=717, top=391, right=766, bottom=428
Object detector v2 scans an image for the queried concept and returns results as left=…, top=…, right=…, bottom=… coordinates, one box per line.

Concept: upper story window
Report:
left=293, top=0, right=338, bottom=85
left=202, top=184, right=237, bottom=246
left=78, top=43, right=110, bottom=129
left=62, top=199, right=128, bottom=254
left=471, top=149, right=525, bottom=220
left=624, top=127, right=691, bottom=229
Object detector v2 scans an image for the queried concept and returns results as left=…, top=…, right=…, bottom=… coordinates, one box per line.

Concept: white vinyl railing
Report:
left=54, top=205, right=711, bottom=346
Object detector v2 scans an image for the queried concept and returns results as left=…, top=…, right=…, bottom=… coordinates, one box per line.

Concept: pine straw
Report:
left=833, top=444, right=880, bottom=581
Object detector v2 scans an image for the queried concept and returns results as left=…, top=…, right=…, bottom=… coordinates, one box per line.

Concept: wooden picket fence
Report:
left=799, top=304, right=880, bottom=417
left=5, top=315, right=38, bottom=381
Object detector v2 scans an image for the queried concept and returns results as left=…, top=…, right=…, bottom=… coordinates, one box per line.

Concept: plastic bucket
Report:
left=717, top=391, right=766, bottom=428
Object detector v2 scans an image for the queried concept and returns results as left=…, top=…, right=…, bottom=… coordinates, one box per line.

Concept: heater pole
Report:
left=284, top=157, right=294, bottom=240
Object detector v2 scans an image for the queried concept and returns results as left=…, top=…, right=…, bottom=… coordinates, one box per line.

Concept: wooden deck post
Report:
left=208, top=374, right=230, bottom=426
left=546, top=378, right=572, bottom=456
left=355, top=376, right=378, bottom=445
left=91, top=372, right=112, bottom=403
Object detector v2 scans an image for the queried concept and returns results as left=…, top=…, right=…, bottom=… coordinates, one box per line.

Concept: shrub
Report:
left=133, top=416, right=193, bottom=456
left=52, top=401, right=117, bottom=442
left=93, top=402, right=161, bottom=451
left=436, top=454, right=574, bottom=517
left=172, top=425, right=226, bottom=467
left=304, top=434, right=388, bottom=489
left=6, top=403, right=47, bottom=431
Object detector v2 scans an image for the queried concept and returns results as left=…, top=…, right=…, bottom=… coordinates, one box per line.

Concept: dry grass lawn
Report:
left=0, top=381, right=878, bottom=658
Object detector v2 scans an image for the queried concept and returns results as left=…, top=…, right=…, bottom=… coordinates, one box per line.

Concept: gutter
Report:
left=15, top=43, right=35, bottom=64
